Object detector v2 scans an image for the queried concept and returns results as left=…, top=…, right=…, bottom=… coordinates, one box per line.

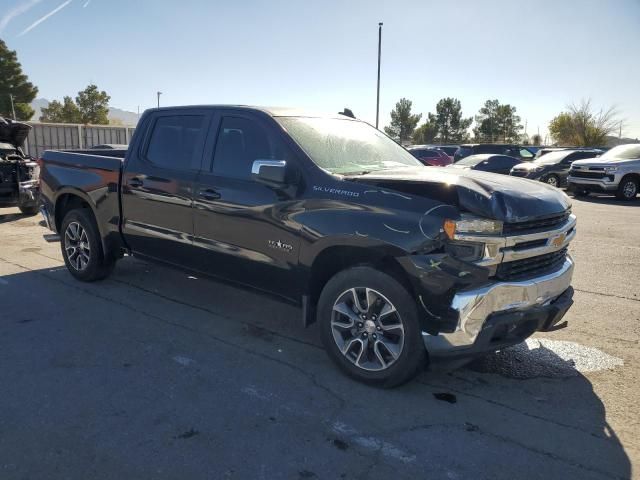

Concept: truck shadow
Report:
left=0, top=259, right=631, bottom=479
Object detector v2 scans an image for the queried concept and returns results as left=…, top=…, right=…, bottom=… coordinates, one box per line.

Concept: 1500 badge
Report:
left=268, top=240, right=293, bottom=252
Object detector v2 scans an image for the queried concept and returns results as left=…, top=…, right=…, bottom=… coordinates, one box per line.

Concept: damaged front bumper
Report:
left=423, top=255, right=574, bottom=360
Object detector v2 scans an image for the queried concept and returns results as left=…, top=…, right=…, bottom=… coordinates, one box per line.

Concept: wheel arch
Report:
left=302, top=241, right=416, bottom=327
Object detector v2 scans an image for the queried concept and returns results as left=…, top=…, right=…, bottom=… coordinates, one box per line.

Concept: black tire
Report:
left=317, top=266, right=426, bottom=388
left=60, top=208, right=116, bottom=282
left=543, top=174, right=560, bottom=188
left=615, top=177, right=638, bottom=201
left=18, top=204, right=38, bottom=215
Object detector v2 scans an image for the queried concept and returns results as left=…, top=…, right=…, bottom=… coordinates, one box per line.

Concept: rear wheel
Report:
left=60, top=208, right=116, bottom=281
left=318, top=266, right=426, bottom=387
left=616, top=177, right=638, bottom=200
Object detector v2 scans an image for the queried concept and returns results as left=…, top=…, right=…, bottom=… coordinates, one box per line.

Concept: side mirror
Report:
left=251, top=159, right=287, bottom=184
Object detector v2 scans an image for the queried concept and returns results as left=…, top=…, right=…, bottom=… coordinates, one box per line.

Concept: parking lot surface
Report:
left=0, top=195, right=638, bottom=480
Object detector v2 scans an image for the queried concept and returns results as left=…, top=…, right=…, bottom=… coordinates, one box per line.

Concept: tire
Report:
left=616, top=177, right=638, bottom=201
left=317, top=266, right=426, bottom=388
left=18, top=204, right=38, bottom=215
left=60, top=208, right=116, bottom=282
left=544, top=174, right=560, bottom=188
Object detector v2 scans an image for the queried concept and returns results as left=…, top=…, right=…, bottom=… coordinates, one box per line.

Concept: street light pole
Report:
left=375, top=22, right=383, bottom=129
left=9, top=94, right=16, bottom=120
left=157, top=91, right=162, bottom=108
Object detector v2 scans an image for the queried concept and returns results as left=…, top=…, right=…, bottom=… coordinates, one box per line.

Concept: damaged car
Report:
left=39, top=106, right=576, bottom=387
left=0, top=117, right=39, bottom=215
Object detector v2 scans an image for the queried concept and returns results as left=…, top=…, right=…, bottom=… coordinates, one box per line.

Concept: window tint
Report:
left=212, top=116, right=286, bottom=179
left=476, top=145, right=501, bottom=154
left=146, top=115, right=206, bottom=169
left=492, top=156, right=518, bottom=169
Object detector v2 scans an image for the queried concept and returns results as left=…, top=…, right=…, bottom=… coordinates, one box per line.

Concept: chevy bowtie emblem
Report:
left=550, top=233, right=566, bottom=248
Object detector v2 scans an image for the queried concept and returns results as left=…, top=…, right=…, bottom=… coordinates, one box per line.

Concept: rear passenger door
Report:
left=192, top=111, right=303, bottom=299
left=121, top=110, right=211, bottom=265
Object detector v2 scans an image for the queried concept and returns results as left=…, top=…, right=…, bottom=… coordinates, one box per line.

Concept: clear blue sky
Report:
left=2, top=0, right=640, bottom=139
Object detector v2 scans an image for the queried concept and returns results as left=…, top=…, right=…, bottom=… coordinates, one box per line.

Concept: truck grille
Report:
left=503, top=210, right=570, bottom=234
left=570, top=170, right=608, bottom=179
left=496, top=248, right=567, bottom=281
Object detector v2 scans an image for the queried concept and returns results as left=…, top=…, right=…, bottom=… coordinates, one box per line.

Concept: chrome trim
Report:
left=251, top=160, right=286, bottom=175
left=423, top=255, right=574, bottom=353
left=454, top=214, right=576, bottom=267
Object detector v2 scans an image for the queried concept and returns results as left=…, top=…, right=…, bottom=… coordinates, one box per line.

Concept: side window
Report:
left=212, top=116, right=286, bottom=180
left=519, top=148, right=534, bottom=159
left=146, top=115, right=206, bottom=170
left=493, top=156, right=515, bottom=169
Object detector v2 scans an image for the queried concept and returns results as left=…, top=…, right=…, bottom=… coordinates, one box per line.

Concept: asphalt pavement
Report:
left=0, top=194, right=638, bottom=480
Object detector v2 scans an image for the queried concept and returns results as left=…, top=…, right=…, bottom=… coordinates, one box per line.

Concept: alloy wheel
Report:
left=546, top=176, right=558, bottom=187
left=331, top=287, right=405, bottom=371
left=64, top=221, right=91, bottom=271
left=622, top=180, right=637, bottom=199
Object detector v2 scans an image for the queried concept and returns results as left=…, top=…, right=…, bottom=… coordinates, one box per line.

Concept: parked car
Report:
left=454, top=144, right=535, bottom=162
left=567, top=144, right=640, bottom=200
left=0, top=117, right=39, bottom=214
left=447, top=154, right=522, bottom=175
left=510, top=149, right=602, bottom=187
left=426, top=145, right=459, bottom=157
left=39, top=105, right=576, bottom=387
left=407, top=146, right=452, bottom=166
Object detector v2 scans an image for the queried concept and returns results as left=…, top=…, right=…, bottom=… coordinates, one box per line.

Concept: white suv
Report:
left=567, top=144, right=640, bottom=200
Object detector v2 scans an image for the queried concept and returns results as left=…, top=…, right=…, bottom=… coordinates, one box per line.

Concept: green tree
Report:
left=40, top=96, right=81, bottom=123
left=433, top=97, right=472, bottom=143
left=384, top=98, right=421, bottom=143
left=412, top=117, right=438, bottom=144
left=549, top=99, right=618, bottom=147
left=0, top=39, right=38, bottom=120
left=531, top=133, right=543, bottom=146
left=76, top=84, right=110, bottom=124
left=473, top=99, right=523, bottom=143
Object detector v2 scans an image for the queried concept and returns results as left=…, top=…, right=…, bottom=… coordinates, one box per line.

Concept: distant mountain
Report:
left=30, top=98, right=139, bottom=126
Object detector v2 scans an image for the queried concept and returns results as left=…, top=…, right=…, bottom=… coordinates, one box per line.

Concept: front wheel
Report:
left=18, top=204, right=38, bottom=215
left=317, top=266, right=426, bottom=387
left=544, top=174, right=560, bottom=188
left=616, top=177, right=638, bottom=200
left=60, top=208, right=116, bottom=282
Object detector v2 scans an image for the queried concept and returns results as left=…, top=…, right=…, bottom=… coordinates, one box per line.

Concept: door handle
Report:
left=129, top=177, right=144, bottom=188
left=198, top=188, right=221, bottom=200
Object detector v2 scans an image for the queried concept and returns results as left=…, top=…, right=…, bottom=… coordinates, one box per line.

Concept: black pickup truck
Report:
left=40, top=106, right=576, bottom=386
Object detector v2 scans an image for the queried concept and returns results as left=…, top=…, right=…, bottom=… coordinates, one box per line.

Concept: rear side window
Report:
left=456, top=146, right=473, bottom=157
left=476, top=145, right=501, bottom=154
left=146, top=115, right=206, bottom=170
left=212, top=116, right=287, bottom=180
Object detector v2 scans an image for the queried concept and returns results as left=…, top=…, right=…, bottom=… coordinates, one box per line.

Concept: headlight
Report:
left=444, top=216, right=503, bottom=238
left=604, top=166, right=618, bottom=173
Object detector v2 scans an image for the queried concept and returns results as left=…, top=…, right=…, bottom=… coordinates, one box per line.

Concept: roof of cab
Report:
left=150, top=105, right=357, bottom=120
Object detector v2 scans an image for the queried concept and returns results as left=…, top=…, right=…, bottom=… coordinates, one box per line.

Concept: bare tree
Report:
left=550, top=99, right=621, bottom=146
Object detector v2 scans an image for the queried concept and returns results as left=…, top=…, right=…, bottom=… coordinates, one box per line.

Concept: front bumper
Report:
left=423, top=255, right=574, bottom=358
left=567, top=174, right=619, bottom=192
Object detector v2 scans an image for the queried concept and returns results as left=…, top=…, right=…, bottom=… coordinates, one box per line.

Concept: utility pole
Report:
left=375, top=22, right=383, bottom=130
left=157, top=91, right=162, bottom=109
left=9, top=94, right=16, bottom=120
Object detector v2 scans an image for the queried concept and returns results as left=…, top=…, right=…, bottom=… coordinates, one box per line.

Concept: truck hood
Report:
left=0, top=117, right=31, bottom=148
left=349, top=166, right=571, bottom=223
left=571, top=158, right=640, bottom=168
